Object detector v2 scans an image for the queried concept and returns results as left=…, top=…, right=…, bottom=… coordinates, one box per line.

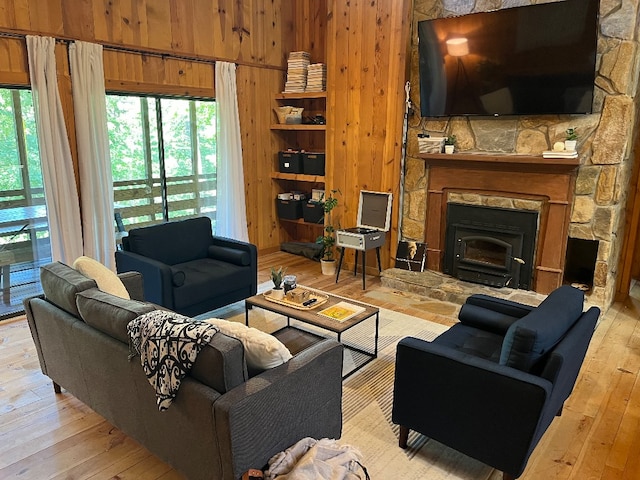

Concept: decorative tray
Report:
left=263, top=286, right=329, bottom=310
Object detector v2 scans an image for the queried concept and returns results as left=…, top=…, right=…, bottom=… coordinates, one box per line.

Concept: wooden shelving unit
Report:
left=279, top=217, right=324, bottom=228
left=272, top=91, right=327, bottom=243
left=270, top=124, right=326, bottom=131
left=271, top=172, right=325, bottom=182
left=275, top=92, right=327, bottom=100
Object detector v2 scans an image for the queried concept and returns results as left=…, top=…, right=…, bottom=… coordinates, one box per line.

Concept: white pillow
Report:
left=203, top=318, right=292, bottom=370
left=72, top=256, right=130, bottom=300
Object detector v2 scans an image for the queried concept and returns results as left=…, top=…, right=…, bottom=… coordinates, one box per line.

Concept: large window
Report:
left=0, top=88, right=50, bottom=319
left=106, top=95, right=217, bottom=231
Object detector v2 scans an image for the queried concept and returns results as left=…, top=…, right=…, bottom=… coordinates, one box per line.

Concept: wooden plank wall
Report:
left=0, top=0, right=413, bottom=263
left=326, top=0, right=412, bottom=271
left=0, top=0, right=294, bottom=252
left=0, top=0, right=287, bottom=67
left=0, top=37, right=28, bottom=85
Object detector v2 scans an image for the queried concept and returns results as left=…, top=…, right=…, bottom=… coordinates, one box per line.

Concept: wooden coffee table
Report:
left=245, top=287, right=379, bottom=378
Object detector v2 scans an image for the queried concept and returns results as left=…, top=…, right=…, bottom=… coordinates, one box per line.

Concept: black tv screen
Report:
left=418, top=0, right=599, bottom=117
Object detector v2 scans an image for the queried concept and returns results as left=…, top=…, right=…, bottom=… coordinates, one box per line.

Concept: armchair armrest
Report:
left=214, top=339, right=343, bottom=478
left=465, top=294, right=536, bottom=317
left=392, top=336, right=552, bottom=477
left=458, top=294, right=536, bottom=335
left=115, top=251, right=174, bottom=308
left=210, top=236, right=257, bottom=260
left=210, top=236, right=258, bottom=295
left=117, top=271, right=144, bottom=301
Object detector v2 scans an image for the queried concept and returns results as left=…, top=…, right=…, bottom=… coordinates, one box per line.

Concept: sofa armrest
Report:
left=115, top=251, right=174, bottom=308
left=117, top=271, right=145, bottom=301
left=213, top=339, right=343, bottom=479
left=392, top=336, right=552, bottom=477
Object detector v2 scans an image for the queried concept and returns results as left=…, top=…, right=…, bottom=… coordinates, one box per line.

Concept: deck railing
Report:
left=113, top=173, right=217, bottom=230
left=0, top=173, right=216, bottom=261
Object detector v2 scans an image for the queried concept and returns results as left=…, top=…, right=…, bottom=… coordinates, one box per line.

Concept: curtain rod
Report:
left=0, top=29, right=285, bottom=71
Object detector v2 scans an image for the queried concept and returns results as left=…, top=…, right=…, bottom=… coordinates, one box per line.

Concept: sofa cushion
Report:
left=172, top=258, right=252, bottom=310
left=499, top=285, right=585, bottom=372
left=203, top=318, right=292, bottom=372
left=208, top=245, right=251, bottom=266
left=40, top=262, right=97, bottom=317
left=126, top=217, right=213, bottom=265
left=76, top=288, right=155, bottom=343
left=73, top=256, right=130, bottom=299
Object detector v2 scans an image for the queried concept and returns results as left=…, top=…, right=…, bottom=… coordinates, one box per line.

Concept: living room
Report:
left=1, top=0, right=640, bottom=479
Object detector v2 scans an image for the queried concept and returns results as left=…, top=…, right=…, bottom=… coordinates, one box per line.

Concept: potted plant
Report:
left=444, top=135, right=457, bottom=154
left=316, top=190, right=340, bottom=276
left=565, top=128, right=578, bottom=151
left=270, top=266, right=286, bottom=299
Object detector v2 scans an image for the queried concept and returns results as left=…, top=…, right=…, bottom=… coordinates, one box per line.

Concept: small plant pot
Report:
left=270, top=288, right=285, bottom=300
left=321, top=259, right=336, bottom=276
left=445, top=145, right=455, bottom=154
left=564, top=140, right=577, bottom=151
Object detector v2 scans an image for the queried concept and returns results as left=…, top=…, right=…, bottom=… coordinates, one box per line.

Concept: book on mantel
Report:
left=542, top=150, right=578, bottom=159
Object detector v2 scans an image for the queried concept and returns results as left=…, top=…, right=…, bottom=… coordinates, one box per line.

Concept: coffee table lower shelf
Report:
left=245, top=292, right=379, bottom=379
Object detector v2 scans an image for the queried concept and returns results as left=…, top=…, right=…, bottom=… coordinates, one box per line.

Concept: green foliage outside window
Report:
left=0, top=89, right=42, bottom=197
left=106, top=94, right=217, bottom=228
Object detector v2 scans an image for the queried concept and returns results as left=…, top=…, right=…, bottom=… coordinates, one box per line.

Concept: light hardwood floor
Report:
left=1, top=251, right=639, bottom=479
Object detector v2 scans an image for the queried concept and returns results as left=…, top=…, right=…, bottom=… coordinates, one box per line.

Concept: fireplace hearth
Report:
left=443, top=204, right=538, bottom=289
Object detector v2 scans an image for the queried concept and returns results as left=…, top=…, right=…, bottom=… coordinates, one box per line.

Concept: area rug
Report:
left=210, top=290, right=501, bottom=480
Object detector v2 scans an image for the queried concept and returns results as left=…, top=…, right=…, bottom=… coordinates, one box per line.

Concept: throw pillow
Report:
left=203, top=318, right=292, bottom=371
left=73, top=256, right=130, bottom=300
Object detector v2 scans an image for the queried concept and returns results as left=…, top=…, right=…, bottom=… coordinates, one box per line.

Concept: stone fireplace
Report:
left=398, top=1, right=639, bottom=310
left=421, top=153, right=579, bottom=295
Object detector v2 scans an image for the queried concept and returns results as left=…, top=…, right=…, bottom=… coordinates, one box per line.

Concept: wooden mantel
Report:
left=420, top=152, right=581, bottom=294
left=420, top=152, right=580, bottom=173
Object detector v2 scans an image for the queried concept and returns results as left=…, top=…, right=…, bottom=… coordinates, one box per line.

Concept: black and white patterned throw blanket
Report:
left=127, top=310, right=218, bottom=411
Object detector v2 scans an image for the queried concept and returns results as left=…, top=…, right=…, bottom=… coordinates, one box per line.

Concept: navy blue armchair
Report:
left=115, top=216, right=257, bottom=317
left=392, top=286, right=599, bottom=480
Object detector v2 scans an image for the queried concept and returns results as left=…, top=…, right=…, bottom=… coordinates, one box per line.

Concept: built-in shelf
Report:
left=279, top=218, right=324, bottom=228
left=275, top=92, right=327, bottom=100
left=271, top=172, right=325, bottom=182
left=270, top=124, right=326, bottom=131
left=272, top=90, right=327, bottom=244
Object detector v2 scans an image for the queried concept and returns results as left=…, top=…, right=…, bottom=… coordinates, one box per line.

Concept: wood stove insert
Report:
left=443, top=203, right=538, bottom=289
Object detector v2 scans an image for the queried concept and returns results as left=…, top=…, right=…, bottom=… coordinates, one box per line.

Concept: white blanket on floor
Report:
left=265, top=437, right=367, bottom=480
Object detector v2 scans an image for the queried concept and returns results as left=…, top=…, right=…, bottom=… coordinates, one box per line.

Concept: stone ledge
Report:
left=381, top=268, right=549, bottom=307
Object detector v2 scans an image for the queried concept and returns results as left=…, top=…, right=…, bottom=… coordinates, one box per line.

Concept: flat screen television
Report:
left=418, top=0, right=599, bottom=117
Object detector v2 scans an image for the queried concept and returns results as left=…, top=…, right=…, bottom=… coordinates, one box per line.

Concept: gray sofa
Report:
left=24, top=262, right=344, bottom=480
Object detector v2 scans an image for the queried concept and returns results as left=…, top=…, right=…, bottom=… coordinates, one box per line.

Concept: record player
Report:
left=336, top=190, right=393, bottom=251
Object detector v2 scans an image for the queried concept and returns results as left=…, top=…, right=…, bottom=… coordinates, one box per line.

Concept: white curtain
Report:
left=26, top=36, right=84, bottom=264
left=215, top=61, right=249, bottom=241
left=69, top=41, right=116, bottom=270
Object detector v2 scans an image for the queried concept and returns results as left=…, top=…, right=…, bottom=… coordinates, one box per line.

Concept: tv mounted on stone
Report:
left=418, top=0, right=599, bottom=117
